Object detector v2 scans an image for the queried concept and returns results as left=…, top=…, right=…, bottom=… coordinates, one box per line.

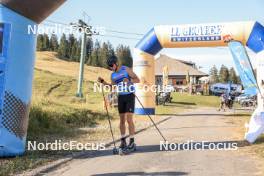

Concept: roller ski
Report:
left=119, top=138, right=137, bottom=155
left=127, top=140, right=137, bottom=152
left=118, top=139, right=127, bottom=155
left=112, top=147, right=119, bottom=155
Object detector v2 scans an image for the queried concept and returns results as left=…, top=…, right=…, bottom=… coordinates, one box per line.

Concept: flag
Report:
left=228, top=41, right=258, bottom=96
left=162, top=65, right=169, bottom=86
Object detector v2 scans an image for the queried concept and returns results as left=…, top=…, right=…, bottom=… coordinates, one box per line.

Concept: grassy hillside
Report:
left=35, top=51, right=111, bottom=82
left=29, top=69, right=114, bottom=139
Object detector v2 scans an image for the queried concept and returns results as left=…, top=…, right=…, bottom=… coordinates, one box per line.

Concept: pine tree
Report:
left=99, top=42, right=111, bottom=68
left=90, top=40, right=101, bottom=66
left=71, top=42, right=79, bottom=61
left=116, top=44, right=133, bottom=68
left=86, top=38, right=93, bottom=64
left=50, top=34, right=59, bottom=52
left=36, top=34, right=44, bottom=51
left=229, top=67, right=238, bottom=84
left=219, top=65, right=229, bottom=83
left=68, top=34, right=76, bottom=61
left=58, top=33, right=68, bottom=60
left=107, top=41, right=115, bottom=56
left=209, top=65, right=219, bottom=83
left=43, top=34, right=50, bottom=51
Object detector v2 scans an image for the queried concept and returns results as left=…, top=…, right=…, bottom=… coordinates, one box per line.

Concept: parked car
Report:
left=210, top=83, right=242, bottom=96
left=240, top=95, right=257, bottom=107
left=235, top=94, right=251, bottom=103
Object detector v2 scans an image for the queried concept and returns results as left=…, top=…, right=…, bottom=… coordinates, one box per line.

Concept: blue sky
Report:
left=45, top=0, right=264, bottom=73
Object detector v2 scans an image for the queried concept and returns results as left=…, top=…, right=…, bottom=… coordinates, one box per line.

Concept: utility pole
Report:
left=73, top=19, right=92, bottom=98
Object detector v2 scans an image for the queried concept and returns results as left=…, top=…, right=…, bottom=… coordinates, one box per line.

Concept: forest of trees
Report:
left=37, top=33, right=133, bottom=68
left=209, top=64, right=241, bottom=84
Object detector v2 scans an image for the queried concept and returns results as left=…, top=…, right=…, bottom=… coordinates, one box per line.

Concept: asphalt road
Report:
left=43, top=108, right=261, bottom=176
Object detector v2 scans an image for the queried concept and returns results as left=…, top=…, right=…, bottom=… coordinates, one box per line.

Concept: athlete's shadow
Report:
left=91, top=171, right=188, bottom=176
left=76, top=140, right=249, bottom=159
left=136, top=140, right=249, bottom=153
left=40, top=140, right=249, bottom=174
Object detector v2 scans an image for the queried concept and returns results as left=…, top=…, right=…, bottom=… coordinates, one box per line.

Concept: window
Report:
left=176, top=81, right=183, bottom=85
left=0, top=23, right=3, bottom=55
left=168, top=79, right=173, bottom=85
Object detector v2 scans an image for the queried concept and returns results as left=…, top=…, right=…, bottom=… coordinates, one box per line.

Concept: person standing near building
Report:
left=218, top=93, right=227, bottom=111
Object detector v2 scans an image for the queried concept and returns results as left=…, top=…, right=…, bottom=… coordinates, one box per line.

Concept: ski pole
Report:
left=101, top=86, right=118, bottom=154
left=134, top=94, right=167, bottom=142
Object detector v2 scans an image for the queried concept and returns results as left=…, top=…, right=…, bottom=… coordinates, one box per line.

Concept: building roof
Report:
left=155, top=54, right=208, bottom=76
left=173, top=58, right=196, bottom=67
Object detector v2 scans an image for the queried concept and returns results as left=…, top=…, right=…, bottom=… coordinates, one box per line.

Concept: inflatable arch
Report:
left=133, top=21, right=264, bottom=115
left=133, top=21, right=264, bottom=144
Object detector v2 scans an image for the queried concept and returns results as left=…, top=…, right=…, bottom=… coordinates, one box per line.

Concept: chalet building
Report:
left=155, top=54, right=208, bottom=86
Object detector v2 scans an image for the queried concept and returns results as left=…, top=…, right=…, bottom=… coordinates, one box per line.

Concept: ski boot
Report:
left=127, top=138, right=137, bottom=152
left=118, top=139, right=128, bottom=155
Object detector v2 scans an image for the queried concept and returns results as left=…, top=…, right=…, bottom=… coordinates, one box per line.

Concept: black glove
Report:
left=98, top=77, right=104, bottom=83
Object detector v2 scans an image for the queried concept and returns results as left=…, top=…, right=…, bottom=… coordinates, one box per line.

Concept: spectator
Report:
left=218, top=93, right=226, bottom=111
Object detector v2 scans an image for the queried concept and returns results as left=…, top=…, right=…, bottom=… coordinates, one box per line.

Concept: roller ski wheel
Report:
left=118, top=147, right=129, bottom=155
left=113, top=147, right=119, bottom=155
left=127, top=143, right=137, bottom=152
left=118, top=139, right=127, bottom=155
left=119, top=144, right=137, bottom=155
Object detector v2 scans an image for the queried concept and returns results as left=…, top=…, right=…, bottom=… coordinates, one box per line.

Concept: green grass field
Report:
left=171, top=92, right=220, bottom=107
left=156, top=92, right=220, bottom=115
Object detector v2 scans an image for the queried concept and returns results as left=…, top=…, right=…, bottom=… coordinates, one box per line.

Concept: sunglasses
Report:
left=108, top=63, right=115, bottom=68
